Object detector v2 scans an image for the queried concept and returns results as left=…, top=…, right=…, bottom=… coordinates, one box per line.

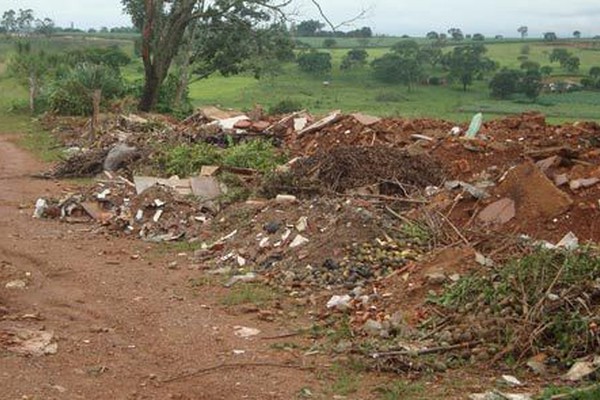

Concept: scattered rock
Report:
left=224, top=273, right=258, bottom=288
left=234, top=326, right=261, bottom=339
left=526, top=354, right=547, bottom=375
left=2, top=328, right=58, bottom=356
left=570, top=177, right=600, bottom=191
left=290, top=235, right=309, bottom=248
left=500, top=375, right=523, bottom=387
left=362, top=319, right=384, bottom=336
left=5, top=280, right=27, bottom=290
left=478, top=198, right=516, bottom=225
left=425, top=272, right=446, bottom=285
left=326, top=295, right=352, bottom=311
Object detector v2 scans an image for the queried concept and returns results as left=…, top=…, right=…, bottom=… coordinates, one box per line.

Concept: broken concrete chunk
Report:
left=554, top=174, right=569, bottom=187
left=569, top=177, right=600, bottom=191
left=536, top=156, right=561, bottom=174
left=475, top=252, right=495, bottom=267
left=200, top=165, right=220, bottom=176
left=350, top=113, right=381, bottom=126
left=214, top=115, right=250, bottom=130
left=296, top=216, right=308, bottom=232
left=478, top=198, right=516, bottom=225
left=134, top=176, right=192, bottom=196
left=326, top=295, right=352, bottom=311
left=298, top=110, right=341, bottom=135
left=290, top=235, right=309, bottom=248
left=225, top=273, right=257, bottom=288
left=190, top=176, right=223, bottom=200
left=3, top=328, right=58, bottom=357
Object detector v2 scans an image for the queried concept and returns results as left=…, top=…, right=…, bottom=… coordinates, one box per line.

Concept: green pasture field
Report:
left=189, top=41, right=600, bottom=123
left=1, top=35, right=600, bottom=124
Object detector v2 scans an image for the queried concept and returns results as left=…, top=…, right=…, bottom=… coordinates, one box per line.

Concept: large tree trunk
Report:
left=139, top=68, right=162, bottom=112
left=137, top=0, right=198, bottom=112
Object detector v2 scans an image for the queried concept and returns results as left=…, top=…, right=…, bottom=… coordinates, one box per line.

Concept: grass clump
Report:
left=221, top=283, right=276, bottom=306
left=432, top=248, right=600, bottom=361
left=375, top=381, right=425, bottom=400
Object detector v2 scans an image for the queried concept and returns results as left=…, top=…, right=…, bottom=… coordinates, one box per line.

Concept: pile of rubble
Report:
left=32, top=108, right=600, bottom=385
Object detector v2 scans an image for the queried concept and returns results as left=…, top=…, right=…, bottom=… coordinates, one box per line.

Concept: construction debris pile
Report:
left=32, top=108, right=600, bottom=382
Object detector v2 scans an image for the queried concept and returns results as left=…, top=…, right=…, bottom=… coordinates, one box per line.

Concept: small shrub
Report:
left=222, top=139, right=286, bottom=172
left=297, top=51, right=332, bottom=75
left=161, top=142, right=222, bottom=177
left=268, top=99, right=303, bottom=115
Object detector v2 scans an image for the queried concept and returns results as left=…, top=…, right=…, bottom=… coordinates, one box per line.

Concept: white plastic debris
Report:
left=33, top=198, right=48, bottom=219
left=501, top=375, right=523, bottom=387
left=450, top=126, right=462, bottom=136
left=290, top=235, right=309, bottom=248
left=556, top=231, right=579, bottom=250
left=96, top=189, right=111, bottom=200
left=326, top=295, right=352, bottom=311
left=152, top=209, right=163, bottom=222
left=563, top=356, right=600, bottom=381
left=296, top=216, right=308, bottom=232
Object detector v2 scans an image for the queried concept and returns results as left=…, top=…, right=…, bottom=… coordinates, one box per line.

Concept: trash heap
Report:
left=32, top=108, right=600, bottom=381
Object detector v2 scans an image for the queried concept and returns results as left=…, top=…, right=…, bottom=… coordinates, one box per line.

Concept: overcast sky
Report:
left=4, top=0, right=600, bottom=37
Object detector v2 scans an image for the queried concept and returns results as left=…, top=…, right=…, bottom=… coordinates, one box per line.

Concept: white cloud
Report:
left=2, top=0, right=599, bottom=37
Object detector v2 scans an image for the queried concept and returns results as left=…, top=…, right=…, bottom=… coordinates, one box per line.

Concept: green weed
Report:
left=221, top=283, right=276, bottom=306
left=375, top=380, right=425, bottom=400
left=329, top=363, right=361, bottom=396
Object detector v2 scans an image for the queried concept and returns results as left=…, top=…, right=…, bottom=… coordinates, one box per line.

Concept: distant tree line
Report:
left=1, top=8, right=139, bottom=37
left=293, top=19, right=372, bottom=38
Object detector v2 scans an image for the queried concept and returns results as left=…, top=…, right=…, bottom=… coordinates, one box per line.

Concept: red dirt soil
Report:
left=0, top=134, right=320, bottom=399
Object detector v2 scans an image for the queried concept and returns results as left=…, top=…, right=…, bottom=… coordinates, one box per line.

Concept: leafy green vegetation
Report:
left=433, top=248, right=600, bottom=360
left=375, top=381, right=425, bottom=400
left=538, top=385, right=600, bottom=400
left=159, top=139, right=285, bottom=178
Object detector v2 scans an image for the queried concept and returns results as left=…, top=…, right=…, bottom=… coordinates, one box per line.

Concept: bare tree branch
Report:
left=308, top=0, right=371, bottom=32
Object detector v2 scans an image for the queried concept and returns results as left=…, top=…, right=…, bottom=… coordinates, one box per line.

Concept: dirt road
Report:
left=0, top=134, right=319, bottom=399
